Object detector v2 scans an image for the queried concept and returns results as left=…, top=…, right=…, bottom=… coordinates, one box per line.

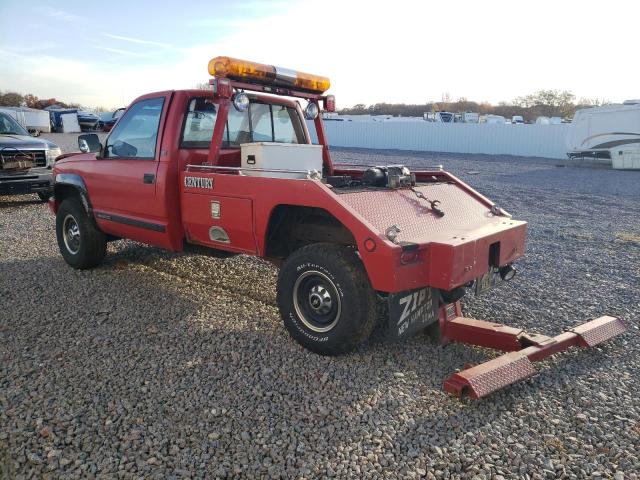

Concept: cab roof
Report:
left=131, top=89, right=300, bottom=109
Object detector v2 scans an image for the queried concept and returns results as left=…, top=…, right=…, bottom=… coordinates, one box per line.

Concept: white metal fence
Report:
left=307, top=121, right=570, bottom=159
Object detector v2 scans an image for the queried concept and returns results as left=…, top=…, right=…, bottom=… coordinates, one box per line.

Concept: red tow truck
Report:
left=50, top=57, right=626, bottom=399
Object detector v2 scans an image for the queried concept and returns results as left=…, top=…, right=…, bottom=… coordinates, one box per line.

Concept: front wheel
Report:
left=277, top=243, right=377, bottom=355
left=56, top=198, right=107, bottom=269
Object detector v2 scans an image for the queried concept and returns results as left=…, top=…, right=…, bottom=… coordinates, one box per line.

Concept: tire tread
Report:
left=56, top=198, right=106, bottom=269
left=277, top=243, right=377, bottom=355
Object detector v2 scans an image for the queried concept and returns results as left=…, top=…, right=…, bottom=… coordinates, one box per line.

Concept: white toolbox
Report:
left=240, top=142, right=322, bottom=179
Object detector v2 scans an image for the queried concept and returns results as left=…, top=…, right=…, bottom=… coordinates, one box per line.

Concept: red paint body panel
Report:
left=182, top=193, right=256, bottom=254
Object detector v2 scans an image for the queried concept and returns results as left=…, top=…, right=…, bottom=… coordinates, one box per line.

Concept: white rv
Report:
left=483, top=114, right=506, bottom=124
left=567, top=100, right=640, bottom=163
left=462, top=112, right=480, bottom=123
left=0, top=106, right=51, bottom=134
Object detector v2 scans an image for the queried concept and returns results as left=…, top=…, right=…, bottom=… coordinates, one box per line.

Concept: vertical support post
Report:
left=313, top=102, right=334, bottom=175
left=207, top=98, right=230, bottom=166
left=438, top=301, right=463, bottom=345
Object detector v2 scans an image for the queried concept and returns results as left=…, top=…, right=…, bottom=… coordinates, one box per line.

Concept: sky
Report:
left=0, top=0, right=638, bottom=110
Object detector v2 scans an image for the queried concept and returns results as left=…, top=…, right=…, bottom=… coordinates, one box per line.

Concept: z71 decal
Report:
left=387, top=287, right=439, bottom=340
left=184, top=176, right=213, bottom=189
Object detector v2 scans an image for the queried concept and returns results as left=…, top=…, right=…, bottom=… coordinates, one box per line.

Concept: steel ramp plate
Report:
left=442, top=313, right=625, bottom=400
left=568, top=316, right=627, bottom=347
left=444, top=352, right=536, bottom=399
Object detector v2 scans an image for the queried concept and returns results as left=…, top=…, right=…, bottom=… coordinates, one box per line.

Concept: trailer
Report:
left=567, top=100, right=640, bottom=164
left=0, top=106, right=51, bottom=134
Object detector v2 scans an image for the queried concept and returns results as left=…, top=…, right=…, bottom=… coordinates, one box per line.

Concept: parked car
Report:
left=0, top=112, right=60, bottom=201
left=102, top=108, right=126, bottom=132
left=77, top=111, right=100, bottom=131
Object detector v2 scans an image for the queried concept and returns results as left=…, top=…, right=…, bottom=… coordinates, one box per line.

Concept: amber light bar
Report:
left=208, top=56, right=330, bottom=94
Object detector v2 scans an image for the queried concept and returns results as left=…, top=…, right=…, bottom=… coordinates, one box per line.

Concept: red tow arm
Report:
left=439, top=302, right=627, bottom=399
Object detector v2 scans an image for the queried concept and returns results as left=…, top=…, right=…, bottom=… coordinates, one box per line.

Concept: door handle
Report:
left=143, top=173, right=155, bottom=184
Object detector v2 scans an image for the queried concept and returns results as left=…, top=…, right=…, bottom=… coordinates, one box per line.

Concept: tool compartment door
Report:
left=181, top=173, right=256, bottom=254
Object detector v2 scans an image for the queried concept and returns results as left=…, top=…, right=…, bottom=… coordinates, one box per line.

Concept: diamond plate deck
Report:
left=569, top=316, right=627, bottom=347
left=444, top=352, right=537, bottom=399
left=337, top=183, right=503, bottom=243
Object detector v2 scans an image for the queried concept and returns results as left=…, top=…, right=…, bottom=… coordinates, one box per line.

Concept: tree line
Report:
left=0, top=91, right=83, bottom=110
left=339, top=90, right=609, bottom=122
left=1, top=88, right=609, bottom=121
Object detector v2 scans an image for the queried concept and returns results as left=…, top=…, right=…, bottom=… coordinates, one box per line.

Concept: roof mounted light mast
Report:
left=206, top=56, right=335, bottom=173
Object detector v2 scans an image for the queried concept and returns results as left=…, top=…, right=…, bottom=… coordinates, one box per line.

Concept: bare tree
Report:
left=0, top=91, right=24, bottom=107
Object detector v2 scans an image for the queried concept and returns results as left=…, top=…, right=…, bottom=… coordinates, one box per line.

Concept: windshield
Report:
left=0, top=112, right=29, bottom=136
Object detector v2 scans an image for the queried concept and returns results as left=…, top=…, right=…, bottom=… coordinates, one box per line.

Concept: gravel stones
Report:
left=1, top=140, right=639, bottom=478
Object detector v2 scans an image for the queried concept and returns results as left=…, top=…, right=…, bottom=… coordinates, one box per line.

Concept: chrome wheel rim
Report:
left=293, top=270, right=341, bottom=333
left=62, top=214, right=81, bottom=255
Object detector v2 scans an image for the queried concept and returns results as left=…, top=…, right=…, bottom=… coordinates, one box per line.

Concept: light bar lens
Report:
left=208, top=56, right=330, bottom=94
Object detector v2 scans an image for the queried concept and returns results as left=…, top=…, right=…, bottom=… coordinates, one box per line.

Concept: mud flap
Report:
left=386, top=287, right=439, bottom=340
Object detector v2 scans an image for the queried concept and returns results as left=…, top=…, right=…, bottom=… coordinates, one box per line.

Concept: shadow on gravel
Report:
left=0, top=253, right=488, bottom=475
left=2, top=251, right=639, bottom=476
left=0, top=198, right=43, bottom=209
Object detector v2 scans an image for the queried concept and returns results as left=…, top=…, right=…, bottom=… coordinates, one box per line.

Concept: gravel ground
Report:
left=1, top=139, right=639, bottom=479
left=40, top=132, right=108, bottom=154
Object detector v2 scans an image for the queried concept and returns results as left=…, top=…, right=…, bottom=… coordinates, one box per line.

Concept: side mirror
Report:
left=78, top=133, right=102, bottom=154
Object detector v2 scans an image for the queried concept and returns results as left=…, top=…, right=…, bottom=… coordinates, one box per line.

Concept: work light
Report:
left=304, top=102, right=319, bottom=119
left=233, top=92, right=250, bottom=112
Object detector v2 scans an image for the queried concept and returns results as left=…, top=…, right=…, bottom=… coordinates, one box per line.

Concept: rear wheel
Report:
left=56, top=198, right=106, bottom=269
left=277, top=243, right=377, bottom=355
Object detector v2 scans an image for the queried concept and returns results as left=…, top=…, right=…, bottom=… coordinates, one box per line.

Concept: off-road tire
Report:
left=56, top=198, right=106, bottom=269
left=277, top=243, right=377, bottom=355
left=37, top=191, right=50, bottom=202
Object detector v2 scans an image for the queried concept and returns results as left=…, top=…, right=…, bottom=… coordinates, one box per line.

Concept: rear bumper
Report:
left=387, top=220, right=527, bottom=292
left=427, top=220, right=527, bottom=290
left=0, top=168, right=52, bottom=196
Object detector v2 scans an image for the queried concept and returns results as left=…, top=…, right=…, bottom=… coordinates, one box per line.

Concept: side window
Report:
left=250, top=103, right=272, bottom=142
left=180, top=97, right=217, bottom=148
left=105, top=97, right=164, bottom=159
left=226, top=108, right=251, bottom=146
left=273, top=106, right=304, bottom=144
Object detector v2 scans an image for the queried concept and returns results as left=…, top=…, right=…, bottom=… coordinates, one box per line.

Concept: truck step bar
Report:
left=439, top=303, right=627, bottom=399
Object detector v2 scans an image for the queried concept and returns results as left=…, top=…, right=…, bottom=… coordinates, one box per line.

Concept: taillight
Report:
left=325, top=95, right=336, bottom=112
left=213, top=77, right=233, bottom=98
